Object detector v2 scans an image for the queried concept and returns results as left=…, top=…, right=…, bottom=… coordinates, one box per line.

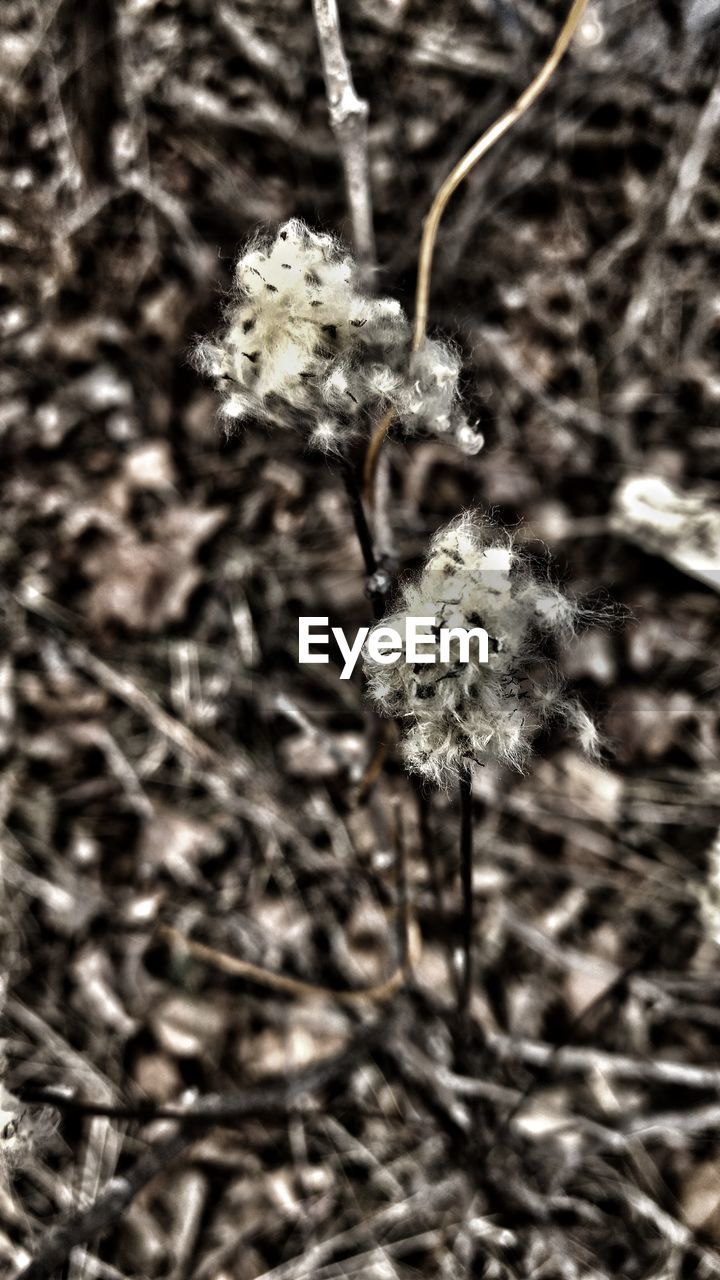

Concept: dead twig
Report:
left=666, top=72, right=720, bottom=229
left=157, top=922, right=409, bottom=1005
left=16, top=1024, right=388, bottom=1279
left=363, top=0, right=591, bottom=504
left=489, top=1031, right=720, bottom=1091
left=311, top=0, right=376, bottom=277
left=458, top=766, right=474, bottom=1015
left=340, top=462, right=388, bottom=619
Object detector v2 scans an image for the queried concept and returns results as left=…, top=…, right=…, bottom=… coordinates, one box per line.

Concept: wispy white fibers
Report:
left=195, top=219, right=483, bottom=456
left=363, top=513, right=598, bottom=787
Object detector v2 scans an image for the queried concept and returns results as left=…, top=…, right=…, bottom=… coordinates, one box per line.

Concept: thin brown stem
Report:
left=458, top=766, right=474, bottom=1015
left=391, top=795, right=410, bottom=974
left=341, top=462, right=388, bottom=619
left=415, top=781, right=443, bottom=910
left=362, top=404, right=395, bottom=507
left=357, top=722, right=393, bottom=799
left=157, top=923, right=406, bottom=1005
left=362, top=0, right=590, bottom=504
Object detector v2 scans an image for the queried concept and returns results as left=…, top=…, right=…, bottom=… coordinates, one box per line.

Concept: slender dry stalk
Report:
left=157, top=922, right=409, bottom=1005
left=362, top=404, right=395, bottom=510
left=356, top=724, right=393, bottom=799
left=311, top=0, right=376, bottom=277
left=391, top=794, right=411, bottom=974
left=458, top=766, right=474, bottom=1014
left=667, top=71, right=720, bottom=228
left=411, top=0, right=590, bottom=350
left=340, top=462, right=388, bottom=620
left=363, top=0, right=591, bottom=504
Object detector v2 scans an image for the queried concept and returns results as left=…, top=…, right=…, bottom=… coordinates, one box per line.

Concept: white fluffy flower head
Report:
left=195, top=220, right=483, bottom=455
left=363, top=513, right=597, bottom=787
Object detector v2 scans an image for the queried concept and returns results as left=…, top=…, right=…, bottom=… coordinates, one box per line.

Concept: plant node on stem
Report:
left=340, top=461, right=389, bottom=620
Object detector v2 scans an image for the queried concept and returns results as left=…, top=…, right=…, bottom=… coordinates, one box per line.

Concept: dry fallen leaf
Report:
left=83, top=504, right=226, bottom=631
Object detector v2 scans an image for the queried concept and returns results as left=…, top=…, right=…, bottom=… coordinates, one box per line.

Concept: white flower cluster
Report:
left=196, top=219, right=482, bottom=455
left=363, top=513, right=598, bottom=787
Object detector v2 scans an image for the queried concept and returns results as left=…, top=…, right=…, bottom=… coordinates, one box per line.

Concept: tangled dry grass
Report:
left=2, top=0, right=720, bottom=1276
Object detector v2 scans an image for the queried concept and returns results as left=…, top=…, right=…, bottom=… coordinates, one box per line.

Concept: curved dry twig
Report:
left=363, top=0, right=591, bottom=505
left=158, top=923, right=408, bottom=1004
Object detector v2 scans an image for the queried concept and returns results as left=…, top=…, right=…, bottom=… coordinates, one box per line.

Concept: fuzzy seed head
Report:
left=195, top=220, right=483, bottom=456
left=363, top=513, right=597, bottom=787
left=397, top=340, right=483, bottom=455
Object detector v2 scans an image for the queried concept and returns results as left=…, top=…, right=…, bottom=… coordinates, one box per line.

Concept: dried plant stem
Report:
left=667, top=72, right=720, bottom=229
left=158, top=923, right=407, bottom=1005
left=416, top=783, right=444, bottom=910
left=391, top=794, right=411, bottom=973
left=341, top=462, right=387, bottom=619
left=458, top=765, right=474, bottom=1014
left=412, top=0, right=590, bottom=349
left=362, top=404, right=394, bottom=508
left=311, top=0, right=376, bottom=278
left=357, top=722, right=393, bottom=798
left=363, top=0, right=590, bottom=504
